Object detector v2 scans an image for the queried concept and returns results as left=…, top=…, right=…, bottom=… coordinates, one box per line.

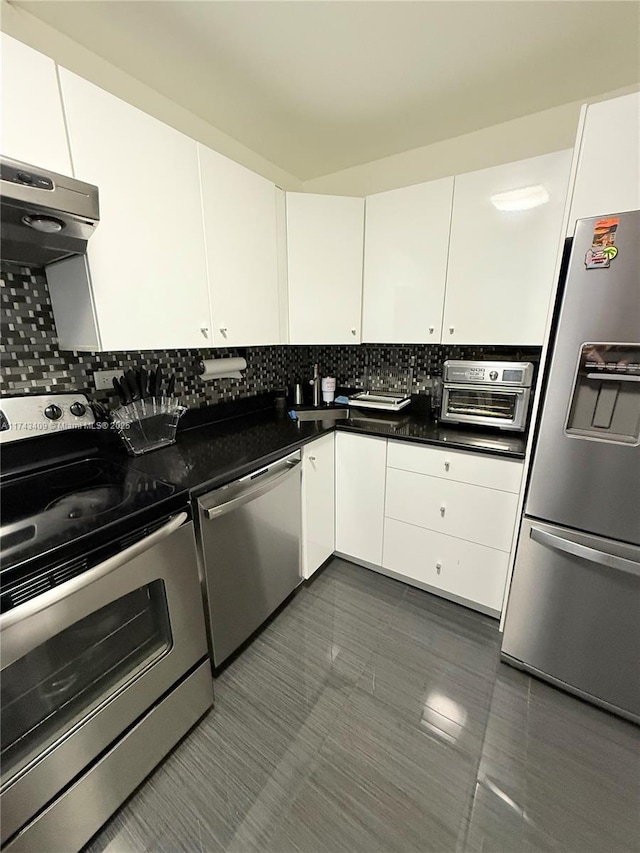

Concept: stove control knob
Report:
left=489, top=371, right=499, bottom=381
left=70, top=401, right=86, bottom=417
left=44, top=404, right=63, bottom=420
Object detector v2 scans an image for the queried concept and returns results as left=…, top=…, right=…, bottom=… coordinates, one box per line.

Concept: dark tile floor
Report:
left=86, top=559, right=640, bottom=853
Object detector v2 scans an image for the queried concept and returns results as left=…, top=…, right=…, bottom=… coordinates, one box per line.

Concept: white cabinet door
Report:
left=55, top=69, right=210, bottom=351
left=198, top=144, right=281, bottom=346
left=362, top=177, right=453, bottom=343
left=302, top=433, right=335, bottom=579
left=286, top=193, right=364, bottom=344
left=335, top=433, right=386, bottom=565
left=383, top=518, right=509, bottom=613
left=1, top=35, right=71, bottom=175
left=568, top=94, right=640, bottom=232
left=443, top=151, right=572, bottom=345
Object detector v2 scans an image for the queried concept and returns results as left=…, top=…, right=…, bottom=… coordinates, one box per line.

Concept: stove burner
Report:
left=45, top=486, right=124, bottom=520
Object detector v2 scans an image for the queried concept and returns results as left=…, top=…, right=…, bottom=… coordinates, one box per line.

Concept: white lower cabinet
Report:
left=302, top=434, right=335, bottom=579
left=335, top=433, right=387, bottom=565
left=385, top=467, right=518, bottom=552
left=383, top=518, right=510, bottom=612
left=383, top=440, right=523, bottom=614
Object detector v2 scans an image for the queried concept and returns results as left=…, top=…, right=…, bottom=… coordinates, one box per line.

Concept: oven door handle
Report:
left=586, top=373, right=640, bottom=382
left=0, top=511, right=188, bottom=634
left=442, top=383, right=528, bottom=394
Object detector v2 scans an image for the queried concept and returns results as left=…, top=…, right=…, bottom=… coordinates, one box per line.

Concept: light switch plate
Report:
left=93, top=369, right=121, bottom=391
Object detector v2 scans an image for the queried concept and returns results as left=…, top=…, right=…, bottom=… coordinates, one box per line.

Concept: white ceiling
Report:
left=13, top=0, right=640, bottom=180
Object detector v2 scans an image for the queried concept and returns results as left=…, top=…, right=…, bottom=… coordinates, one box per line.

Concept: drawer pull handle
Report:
left=428, top=326, right=434, bottom=334
left=436, top=562, right=442, bottom=575
left=444, top=461, right=450, bottom=472
left=440, top=505, right=446, bottom=517
left=308, top=456, right=316, bottom=462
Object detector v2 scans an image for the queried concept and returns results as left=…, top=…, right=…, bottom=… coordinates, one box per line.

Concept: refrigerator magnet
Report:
left=585, top=216, right=620, bottom=269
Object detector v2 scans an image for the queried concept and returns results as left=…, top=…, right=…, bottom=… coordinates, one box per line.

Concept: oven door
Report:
left=441, top=384, right=530, bottom=431
left=0, top=513, right=209, bottom=846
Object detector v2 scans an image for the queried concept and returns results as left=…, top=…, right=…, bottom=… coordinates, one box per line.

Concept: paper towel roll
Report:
left=198, top=357, right=247, bottom=381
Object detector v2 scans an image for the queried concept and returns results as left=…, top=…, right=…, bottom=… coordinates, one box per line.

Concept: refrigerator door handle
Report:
left=530, top=526, right=640, bottom=578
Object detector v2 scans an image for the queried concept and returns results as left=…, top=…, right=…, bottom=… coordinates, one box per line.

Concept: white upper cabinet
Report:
left=286, top=193, right=364, bottom=344
left=54, top=69, right=210, bottom=351
left=443, top=150, right=572, bottom=345
left=568, top=93, right=640, bottom=233
left=362, top=177, right=453, bottom=343
left=198, top=144, right=281, bottom=347
left=1, top=35, right=71, bottom=175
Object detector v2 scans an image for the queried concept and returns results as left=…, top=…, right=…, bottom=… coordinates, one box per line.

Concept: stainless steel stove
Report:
left=0, top=395, right=213, bottom=853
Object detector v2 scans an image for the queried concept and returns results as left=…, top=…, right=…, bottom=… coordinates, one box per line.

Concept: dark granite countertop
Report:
left=121, top=399, right=527, bottom=496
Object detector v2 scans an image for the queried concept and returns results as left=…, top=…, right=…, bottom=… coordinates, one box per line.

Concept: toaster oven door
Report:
left=441, top=384, right=529, bottom=431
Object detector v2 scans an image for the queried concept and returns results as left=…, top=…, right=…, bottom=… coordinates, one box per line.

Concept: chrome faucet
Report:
left=309, top=363, right=322, bottom=407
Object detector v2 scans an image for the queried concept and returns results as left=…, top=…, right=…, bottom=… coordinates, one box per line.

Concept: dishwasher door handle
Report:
left=202, top=457, right=301, bottom=520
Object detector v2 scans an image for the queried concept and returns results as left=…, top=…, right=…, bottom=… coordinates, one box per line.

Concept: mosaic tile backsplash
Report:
left=1, top=262, right=541, bottom=409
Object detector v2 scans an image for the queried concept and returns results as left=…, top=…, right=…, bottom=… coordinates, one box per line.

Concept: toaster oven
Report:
left=440, top=360, right=534, bottom=432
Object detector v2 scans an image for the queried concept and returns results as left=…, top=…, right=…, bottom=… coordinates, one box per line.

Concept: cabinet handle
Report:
left=448, top=326, right=454, bottom=335
left=351, top=328, right=357, bottom=336
left=219, top=328, right=228, bottom=337
left=200, top=327, right=209, bottom=337
left=436, top=562, right=442, bottom=575
left=308, top=456, right=316, bottom=462
left=444, top=461, right=450, bottom=472
left=440, top=505, right=446, bottom=517
left=428, top=327, right=434, bottom=334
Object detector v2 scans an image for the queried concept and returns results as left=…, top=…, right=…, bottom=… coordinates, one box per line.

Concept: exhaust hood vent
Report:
left=0, top=156, right=99, bottom=266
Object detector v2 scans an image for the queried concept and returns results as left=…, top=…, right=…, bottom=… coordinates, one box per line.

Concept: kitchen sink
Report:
left=293, top=408, right=349, bottom=421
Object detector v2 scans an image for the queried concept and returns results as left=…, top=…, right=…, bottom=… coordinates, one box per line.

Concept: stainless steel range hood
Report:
left=0, top=156, right=99, bottom=266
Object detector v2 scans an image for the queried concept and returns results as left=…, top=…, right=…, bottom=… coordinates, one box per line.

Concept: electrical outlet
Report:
left=93, top=369, right=122, bottom=391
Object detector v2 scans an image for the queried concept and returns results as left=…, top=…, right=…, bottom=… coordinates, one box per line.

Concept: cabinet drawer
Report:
left=387, top=441, right=523, bottom=493
left=385, top=467, right=518, bottom=552
left=383, top=518, right=509, bottom=612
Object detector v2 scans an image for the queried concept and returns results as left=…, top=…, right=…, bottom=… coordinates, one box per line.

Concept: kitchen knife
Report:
left=139, top=366, right=149, bottom=399
left=155, top=365, right=164, bottom=397
left=147, top=368, right=156, bottom=398
left=125, top=368, right=141, bottom=402
left=113, top=376, right=131, bottom=405
left=166, top=373, right=176, bottom=398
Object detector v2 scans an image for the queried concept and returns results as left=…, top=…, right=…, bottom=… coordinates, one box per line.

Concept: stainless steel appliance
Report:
left=196, top=451, right=302, bottom=667
left=0, top=395, right=213, bottom=852
left=502, top=210, right=640, bottom=723
left=0, top=156, right=99, bottom=266
left=440, top=360, right=534, bottom=431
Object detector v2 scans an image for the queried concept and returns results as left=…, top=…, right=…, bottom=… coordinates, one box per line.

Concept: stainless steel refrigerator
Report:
left=502, top=210, right=640, bottom=723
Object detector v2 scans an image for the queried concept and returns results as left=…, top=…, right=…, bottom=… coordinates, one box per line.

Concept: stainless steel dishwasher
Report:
left=196, top=451, right=302, bottom=667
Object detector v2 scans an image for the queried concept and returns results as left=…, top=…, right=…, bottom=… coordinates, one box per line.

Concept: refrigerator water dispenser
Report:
left=566, top=343, right=640, bottom=444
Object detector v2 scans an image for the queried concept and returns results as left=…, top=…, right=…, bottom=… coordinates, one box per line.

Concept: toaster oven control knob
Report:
left=70, top=401, right=86, bottom=417
left=44, top=404, right=63, bottom=420
left=489, top=371, right=499, bottom=381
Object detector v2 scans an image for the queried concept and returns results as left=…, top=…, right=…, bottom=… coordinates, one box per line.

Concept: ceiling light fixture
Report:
left=490, top=185, right=549, bottom=212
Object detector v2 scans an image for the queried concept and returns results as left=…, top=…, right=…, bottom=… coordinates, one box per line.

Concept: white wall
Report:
left=0, top=0, right=303, bottom=191
left=303, top=85, right=640, bottom=196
